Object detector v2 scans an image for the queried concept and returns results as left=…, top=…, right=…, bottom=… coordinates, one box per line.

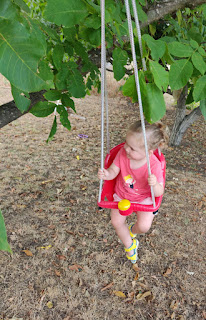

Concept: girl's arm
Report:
left=148, top=174, right=164, bottom=197
left=98, top=163, right=120, bottom=180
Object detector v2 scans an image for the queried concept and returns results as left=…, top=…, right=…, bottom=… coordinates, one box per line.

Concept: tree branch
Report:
left=0, top=91, right=45, bottom=129
left=142, top=0, right=206, bottom=27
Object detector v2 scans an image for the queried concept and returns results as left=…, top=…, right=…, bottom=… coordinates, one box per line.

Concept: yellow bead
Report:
left=118, top=199, right=131, bottom=211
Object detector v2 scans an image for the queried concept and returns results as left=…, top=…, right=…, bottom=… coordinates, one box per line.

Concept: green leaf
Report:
left=47, top=116, right=57, bottom=142
left=191, top=52, right=206, bottom=75
left=143, top=84, right=166, bottom=123
left=132, top=3, right=147, bottom=22
left=84, top=14, right=101, bottom=30
left=63, top=27, right=77, bottom=42
left=200, top=99, right=206, bottom=120
left=57, top=105, right=71, bottom=130
left=73, top=41, right=89, bottom=63
left=61, top=94, right=76, bottom=112
left=30, top=101, right=56, bottom=117
left=198, top=46, right=206, bottom=57
left=87, top=29, right=101, bottom=47
left=11, top=85, right=31, bottom=113
left=139, top=0, right=146, bottom=5
left=0, top=210, right=12, bottom=253
left=52, top=45, right=65, bottom=71
left=202, top=3, right=206, bottom=18
left=122, top=75, right=138, bottom=102
left=142, top=35, right=166, bottom=60
left=38, top=60, right=54, bottom=86
left=44, top=0, right=89, bottom=28
left=67, top=62, right=86, bottom=98
left=39, top=21, right=59, bottom=41
left=0, top=0, right=19, bottom=20
left=0, top=18, right=47, bottom=92
left=193, top=76, right=206, bottom=102
left=12, top=0, right=30, bottom=13
left=188, top=27, right=203, bottom=44
left=44, top=90, right=61, bottom=101
left=168, top=42, right=194, bottom=57
left=149, top=60, right=169, bottom=91
left=113, top=48, right=128, bottom=81
left=55, top=65, right=69, bottom=90
left=83, top=28, right=101, bottom=46
left=122, top=74, right=166, bottom=122
left=190, top=39, right=199, bottom=49
left=169, top=60, right=193, bottom=91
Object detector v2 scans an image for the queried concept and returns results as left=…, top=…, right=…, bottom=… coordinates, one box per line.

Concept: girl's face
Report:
left=124, top=132, right=146, bottom=161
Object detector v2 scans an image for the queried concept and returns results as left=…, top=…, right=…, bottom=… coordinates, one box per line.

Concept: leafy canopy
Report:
left=0, top=0, right=205, bottom=141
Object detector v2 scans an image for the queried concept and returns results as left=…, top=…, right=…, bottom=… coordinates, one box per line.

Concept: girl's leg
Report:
left=131, top=211, right=154, bottom=234
left=110, top=209, right=133, bottom=252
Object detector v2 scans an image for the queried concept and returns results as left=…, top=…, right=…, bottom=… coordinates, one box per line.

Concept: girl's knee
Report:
left=137, top=223, right=152, bottom=234
left=110, top=209, right=126, bottom=229
left=134, top=212, right=154, bottom=234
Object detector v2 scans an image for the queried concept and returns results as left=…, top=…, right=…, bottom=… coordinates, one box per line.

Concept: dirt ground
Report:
left=0, top=74, right=205, bottom=320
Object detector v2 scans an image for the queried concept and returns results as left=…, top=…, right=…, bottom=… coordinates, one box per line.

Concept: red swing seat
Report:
left=98, top=143, right=166, bottom=213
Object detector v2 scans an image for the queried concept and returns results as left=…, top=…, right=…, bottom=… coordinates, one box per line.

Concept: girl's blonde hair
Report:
left=129, top=120, right=169, bottom=150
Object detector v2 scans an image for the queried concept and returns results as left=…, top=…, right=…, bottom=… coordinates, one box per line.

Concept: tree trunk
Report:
left=169, top=86, right=202, bottom=146
left=0, top=91, right=45, bottom=129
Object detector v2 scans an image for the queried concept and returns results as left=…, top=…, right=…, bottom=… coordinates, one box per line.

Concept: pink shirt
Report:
left=113, top=147, right=163, bottom=202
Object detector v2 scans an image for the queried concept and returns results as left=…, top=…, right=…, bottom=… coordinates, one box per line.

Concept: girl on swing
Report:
left=98, top=120, right=168, bottom=263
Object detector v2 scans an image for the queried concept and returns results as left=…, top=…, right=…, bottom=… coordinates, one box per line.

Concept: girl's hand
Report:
left=98, top=168, right=109, bottom=180
left=148, top=174, right=157, bottom=186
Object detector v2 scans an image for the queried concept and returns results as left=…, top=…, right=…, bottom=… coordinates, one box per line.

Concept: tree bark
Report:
left=169, top=86, right=202, bottom=146
left=142, top=0, right=206, bottom=28
left=171, top=107, right=202, bottom=146
left=0, top=91, right=45, bottom=129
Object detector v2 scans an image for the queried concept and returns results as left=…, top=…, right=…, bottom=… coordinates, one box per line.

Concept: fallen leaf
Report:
left=137, top=282, right=148, bottom=289
left=163, top=267, right=172, bottom=277
left=76, top=155, right=80, bottom=160
left=170, top=300, right=179, bottom=310
left=113, top=291, right=126, bottom=298
left=54, top=270, right=61, bottom=277
left=41, top=179, right=53, bottom=185
left=69, top=264, right=83, bottom=272
left=57, top=188, right=63, bottom=195
left=134, top=272, right=139, bottom=281
left=78, top=232, right=84, bottom=237
left=46, top=301, right=53, bottom=309
left=136, top=293, right=143, bottom=300
left=66, top=230, right=75, bottom=235
left=136, top=291, right=152, bottom=300
left=132, top=264, right=140, bottom=272
left=22, top=249, right=33, bottom=256
left=101, top=282, right=114, bottom=291
left=57, top=254, right=66, bottom=260
left=40, top=245, right=52, bottom=250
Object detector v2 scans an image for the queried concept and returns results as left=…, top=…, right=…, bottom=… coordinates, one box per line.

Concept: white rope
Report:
left=124, top=0, right=156, bottom=207
left=98, top=0, right=106, bottom=203
left=131, top=0, right=147, bottom=71
left=105, top=58, right=110, bottom=154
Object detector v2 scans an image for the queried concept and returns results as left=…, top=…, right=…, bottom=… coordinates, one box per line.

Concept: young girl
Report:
left=98, top=121, right=168, bottom=263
